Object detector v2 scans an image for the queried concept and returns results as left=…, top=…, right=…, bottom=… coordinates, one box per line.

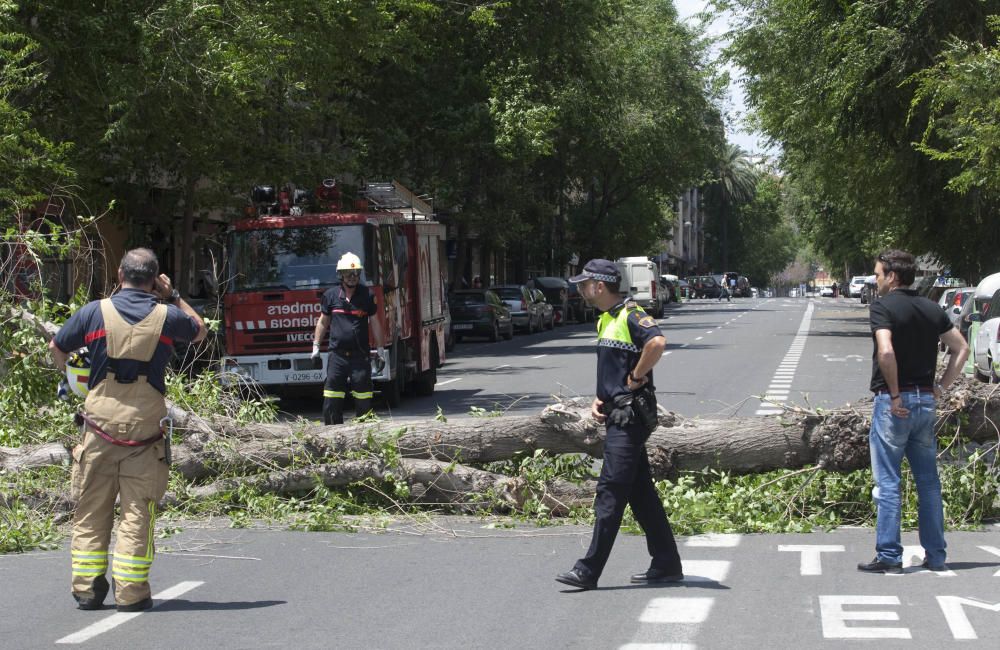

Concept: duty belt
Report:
left=75, top=412, right=164, bottom=447
left=333, top=348, right=367, bottom=358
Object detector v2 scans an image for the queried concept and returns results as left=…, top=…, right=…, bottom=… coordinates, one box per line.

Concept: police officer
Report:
left=48, top=248, right=206, bottom=611
left=312, top=252, right=383, bottom=424
left=556, top=259, right=683, bottom=590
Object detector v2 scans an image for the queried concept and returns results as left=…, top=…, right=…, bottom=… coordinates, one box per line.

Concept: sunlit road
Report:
left=279, top=296, right=874, bottom=421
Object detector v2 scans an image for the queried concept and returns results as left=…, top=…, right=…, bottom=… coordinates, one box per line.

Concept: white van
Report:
left=615, top=257, right=664, bottom=317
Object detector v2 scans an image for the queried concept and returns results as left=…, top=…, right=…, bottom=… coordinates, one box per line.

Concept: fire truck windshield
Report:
left=228, top=224, right=372, bottom=291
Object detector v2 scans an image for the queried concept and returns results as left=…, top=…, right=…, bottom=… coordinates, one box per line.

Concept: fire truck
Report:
left=220, top=180, right=447, bottom=406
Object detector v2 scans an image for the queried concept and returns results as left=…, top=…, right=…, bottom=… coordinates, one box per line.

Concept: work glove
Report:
left=607, top=404, right=634, bottom=428
left=311, top=342, right=321, bottom=360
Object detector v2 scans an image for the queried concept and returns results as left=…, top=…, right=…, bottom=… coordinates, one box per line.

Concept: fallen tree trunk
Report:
left=2, top=379, right=996, bottom=515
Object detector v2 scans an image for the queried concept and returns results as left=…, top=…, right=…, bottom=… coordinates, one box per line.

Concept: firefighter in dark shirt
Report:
left=556, top=259, right=683, bottom=590
left=312, top=252, right=382, bottom=424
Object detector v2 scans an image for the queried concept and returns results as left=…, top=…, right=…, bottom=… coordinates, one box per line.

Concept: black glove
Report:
left=607, top=405, right=634, bottom=428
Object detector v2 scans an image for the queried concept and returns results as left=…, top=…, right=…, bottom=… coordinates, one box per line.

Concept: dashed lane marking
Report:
left=56, top=581, right=204, bottom=644
left=639, top=597, right=714, bottom=624
left=756, top=302, right=813, bottom=415
left=435, top=378, right=462, bottom=387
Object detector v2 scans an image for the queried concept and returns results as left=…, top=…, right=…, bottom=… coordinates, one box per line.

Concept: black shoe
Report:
left=74, top=575, right=109, bottom=610
left=631, top=568, right=684, bottom=584
left=555, top=568, right=597, bottom=590
left=857, top=557, right=903, bottom=574
left=921, top=560, right=948, bottom=571
left=116, top=597, right=153, bottom=612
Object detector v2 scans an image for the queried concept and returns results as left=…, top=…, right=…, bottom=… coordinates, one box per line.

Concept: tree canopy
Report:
left=723, top=0, right=1000, bottom=282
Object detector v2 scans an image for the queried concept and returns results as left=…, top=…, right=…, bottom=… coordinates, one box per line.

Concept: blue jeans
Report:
left=869, top=391, right=946, bottom=566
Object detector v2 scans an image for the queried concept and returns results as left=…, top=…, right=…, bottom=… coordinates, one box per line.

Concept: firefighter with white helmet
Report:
left=312, top=251, right=383, bottom=424
left=49, top=248, right=207, bottom=611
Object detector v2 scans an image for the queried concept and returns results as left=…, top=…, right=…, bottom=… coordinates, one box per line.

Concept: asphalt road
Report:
left=277, top=295, right=875, bottom=421
left=3, top=522, right=999, bottom=649
left=8, top=295, right=996, bottom=649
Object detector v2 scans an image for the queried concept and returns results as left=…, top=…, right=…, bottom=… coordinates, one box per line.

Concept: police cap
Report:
left=568, top=258, right=620, bottom=284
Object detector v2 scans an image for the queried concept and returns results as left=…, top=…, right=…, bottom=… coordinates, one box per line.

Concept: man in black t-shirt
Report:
left=858, top=250, right=968, bottom=575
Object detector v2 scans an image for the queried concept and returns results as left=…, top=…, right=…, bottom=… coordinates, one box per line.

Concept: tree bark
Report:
left=5, top=380, right=997, bottom=484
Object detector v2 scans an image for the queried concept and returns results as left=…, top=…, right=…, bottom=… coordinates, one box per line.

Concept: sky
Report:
left=672, top=0, right=775, bottom=156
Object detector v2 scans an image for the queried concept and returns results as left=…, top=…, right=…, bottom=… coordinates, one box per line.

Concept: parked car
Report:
left=530, top=288, right=555, bottom=329
left=688, top=275, right=721, bottom=299
left=939, top=287, right=974, bottom=330
left=566, top=281, right=596, bottom=322
left=820, top=286, right=834, bottom=297
left=526, top=276, right=569, bottom=325
left=970, top=273, right=1000, bottom=382
left=860, top=274, right=877, bottom=305
left=492, top=284, right=545, bottom=333
left=848, top=275, right=867, bottom=298
left=448, top=289, right=514, bottom=342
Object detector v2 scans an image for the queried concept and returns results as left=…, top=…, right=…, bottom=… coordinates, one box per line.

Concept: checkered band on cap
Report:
left=587, top=272, right=619, bottom=283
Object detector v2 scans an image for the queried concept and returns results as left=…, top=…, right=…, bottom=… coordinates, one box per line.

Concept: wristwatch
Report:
left=165, top=289, right=180, bottom=304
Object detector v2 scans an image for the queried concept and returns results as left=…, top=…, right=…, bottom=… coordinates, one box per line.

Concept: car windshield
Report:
left=450, top=292, right=488, bottom=305
left=228, top=224, right=370, bottom=291
left=493, top=287, right=523, bottom=300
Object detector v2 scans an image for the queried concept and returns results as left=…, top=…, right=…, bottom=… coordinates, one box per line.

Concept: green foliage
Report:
left=725, top=175, right=798, bottom=286
left=724, top=0, right=1000, bottom=282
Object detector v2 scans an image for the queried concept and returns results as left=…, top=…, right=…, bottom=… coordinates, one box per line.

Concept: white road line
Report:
left=56, top=581, right=203, bottom=644
left=640, top=597, right=714, bottom=624
left=435, top=378, right=462, bottom=387
left=683, top=560, right=731, bottom=583
left=490, top=364, right=510, bottom=371
left=705, top=330, right=713, bottom=334
left=685, top=533, right=742, bottom=547
left=694, top=336, right=703, bottom=341
left=662, top=351, right=672, bottom=356
left=531, top=354, right=548, bottom=359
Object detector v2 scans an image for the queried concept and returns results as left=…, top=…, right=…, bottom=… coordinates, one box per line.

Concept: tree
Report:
left=704, top=142, right=758, bottom=271
left=727, top=175, right=797, bottom=286
left=723, top=0, right=1000, bottom=282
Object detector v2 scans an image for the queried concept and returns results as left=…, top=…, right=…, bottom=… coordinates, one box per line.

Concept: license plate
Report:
left=454, top=324, right=473, bottom=330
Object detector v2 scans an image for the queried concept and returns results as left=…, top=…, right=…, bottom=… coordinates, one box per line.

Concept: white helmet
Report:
left=65, top=349, right=91, bottom=398
left=337, top=252, right=362, bottom=272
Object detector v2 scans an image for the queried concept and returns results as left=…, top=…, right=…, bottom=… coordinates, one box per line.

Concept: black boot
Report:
left=74, top=575, right=109, bottom=610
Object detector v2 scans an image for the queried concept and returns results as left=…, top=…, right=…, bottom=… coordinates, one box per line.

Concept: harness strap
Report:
left=75, top=412, right=163, bottom=447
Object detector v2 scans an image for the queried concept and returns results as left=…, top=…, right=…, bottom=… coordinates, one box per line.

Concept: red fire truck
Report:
left=220, top=181, right=447, bottom=406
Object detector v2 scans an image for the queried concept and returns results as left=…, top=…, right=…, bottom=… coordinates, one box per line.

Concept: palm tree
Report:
left=712, top=143, right=759, bottom=270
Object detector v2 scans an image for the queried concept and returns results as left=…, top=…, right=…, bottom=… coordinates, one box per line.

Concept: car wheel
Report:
left=489, top=321, right=500, bottom=342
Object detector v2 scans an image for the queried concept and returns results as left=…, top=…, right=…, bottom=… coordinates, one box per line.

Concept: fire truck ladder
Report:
left=362, top=181, right=432, bottom=219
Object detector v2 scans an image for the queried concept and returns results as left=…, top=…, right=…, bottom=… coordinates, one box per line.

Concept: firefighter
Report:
left=48, top=248, right=206, bottom=611
left=312, top=252, right=383, bottom=424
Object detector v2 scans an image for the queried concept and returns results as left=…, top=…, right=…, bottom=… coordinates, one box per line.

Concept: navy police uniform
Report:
left=562, top=259, right=682, bottom=588
left=320, top=281, right=377, bottom=424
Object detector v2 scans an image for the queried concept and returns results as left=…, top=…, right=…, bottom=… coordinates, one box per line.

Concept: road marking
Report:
left=819, top=595, right=911, bottom=639
left=56, top=581, right=203, bottom=644
left=685, top=533, right=741, bottom=547
left=756, top=302, right=813, bottom=415
left=779, top=545, right=844, bottom=575
left=640, top=597, right=714, bottom=624
left=662, top=351, right=672, bottom=356
left=490, top=364, right=510, bottom=371
left=683, top=560, right=731, bottom=583
left=694, top=336, right=703, bottom=341
left=531, top=354, right=548, bottom=359
left=705, top=330, right=713, bottom=334
left=435, top=378, right=462, bottom=387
